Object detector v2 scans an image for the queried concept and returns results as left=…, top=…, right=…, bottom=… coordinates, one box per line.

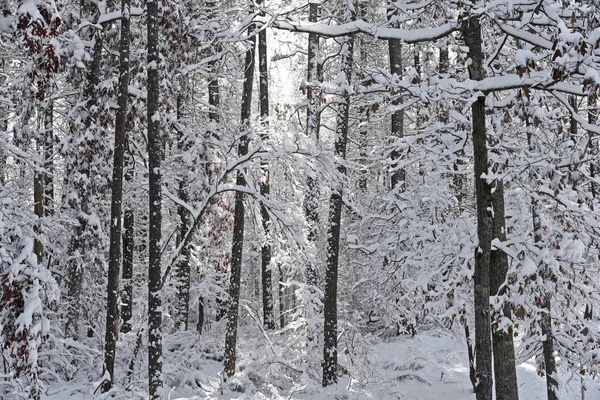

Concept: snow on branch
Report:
left=271, top=18, right=457, bottom=43
left=97, top=7, right=144, bottom=25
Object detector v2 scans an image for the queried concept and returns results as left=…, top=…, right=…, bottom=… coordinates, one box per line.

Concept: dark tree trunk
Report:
left=102, top=0, right=131, bottom=390
left=465, top=323, right=477, bottom=391
left=303, top=1, right=321, bottom=287
left=526, top=118, right=558, bottom=400
left=279, top=263, right=286, bottom=328
left=570, top=95, right=578, bottom=138
left=0, top=59, right=6, bottom=185
left=589, top=96, right=598, bottom=200
left=257, top=0, right=275, bottom=330
left=65, top=23, right=104, bottom=340
left=357, top=2, right=368, bottom=192
left=43, top=101, right=54, bottom=216
left=34, top=145, right=44, bottom=262
left=387, top=4, right=404, bottom=191
left=197, top=297, right=204, bottom=334
left=147, top=0, right=163, bottom=393
left=121, top=157, right=134, bottom=334
left=461, top=17, right=493, bottom=400
left=541, top=294, right=558, bottom=400
left=323, top=2, right=355, bottom=386
left=223, top=20, right=255, bottom=378
left=489, top=180, right=519, bottom=400
left=206, top=1, right=224, bottom=325
left=175, top=90, right=191, bottom=331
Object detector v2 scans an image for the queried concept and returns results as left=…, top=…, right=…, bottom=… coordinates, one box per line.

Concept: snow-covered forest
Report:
left=3, top=0, right=600, bottom=398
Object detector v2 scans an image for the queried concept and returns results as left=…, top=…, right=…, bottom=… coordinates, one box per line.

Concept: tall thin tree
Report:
left=147, top=0, right=163, bottom=393
left=322, top=0, right=355, bottom=386
left=303, top=0, right=321, bottom=286
left=102, top=0, right=131, bottom=389
left=461, top=15, right=493, bottom=400
left=257, top=0, right=275, bottom=330
left=121, top=152, right=135, bottom=334
left=387, top=2, right=404, bottom=191
left=223, top=8, right=255, bottom=377
left=489, top=176, right=519, bottom=400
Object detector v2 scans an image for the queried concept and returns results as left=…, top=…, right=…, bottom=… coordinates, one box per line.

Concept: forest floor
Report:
left=42, top=328, right=600, bottom=400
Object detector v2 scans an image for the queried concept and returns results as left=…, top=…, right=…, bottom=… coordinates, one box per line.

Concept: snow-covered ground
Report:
left=41, top=329, right=600, bottom=399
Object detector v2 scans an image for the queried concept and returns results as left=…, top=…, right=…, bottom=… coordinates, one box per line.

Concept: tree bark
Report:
left=489, top=179, right=519, bottom=400
left=303, top=1, right=321, bottom=287
left=65, top=20, right=104, bottom=340
left=357, top=2, right=368, bottom=192
left=388, top=3, right=404, bottom=191
left=197, top=297, right=204, bottom=334
left=34, top=142, right=44, bottom=263
left=43, top=101, right=53, bottom=216
left=461, top=17, right=493, bottom=400
left=541, top=293, right=558, bottom=400
left=121, top=156, right=134, bottom=334
left=175, top=89, right=192, bottom=331
left=589, top=96, right=598, bottom=199
left=279, top=263, right=286, bottom=328
left=102, top=0, right=131, bottom=389
left=147, top=0, right=163, bottom=393
left=223, top=18, right=255, bottom=378
left=257, top=0, right=275, bottom=330
left=323, top=2, right=355, bottom=386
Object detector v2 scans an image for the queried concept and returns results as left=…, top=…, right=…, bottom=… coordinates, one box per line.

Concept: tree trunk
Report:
left=175, top=90, right=191, bottom=331
left=357, top=2, right=368, bottom=192
left=525, top=117, right=558, bottom=400
left=102, top=0, right=131, bottom=389
left=462, top=17, right=493, bottom=400
left=43, top=101, right=54, bottom=216
left=197, top=297, right=204, bottom=334
left=65, top=22, right=104, bottom=340
left=121, top=156, right=134, bottom=334
left=34, top=142, right=44, bottom=262
left=147, top=0, right=163, bottom=393
left=541, top=294, right=558, bottom=400
left=589, top=96, right=598, bottom=199
left=323, top=2, right=355, bottom=386
left=279, top=263, right=286, bottom=328
left=388, top=4, right=404, bottom=191
left=0, top=59, right=6, bottom=185
left=257, top=0, right=275, bottom=330
left=303, top=1, right=321, bottom=287
left=223, top=19, right=255, bottom=378
left=489, top=179, right=519, bottom=400
left=570, top=95, right=578, bottom=138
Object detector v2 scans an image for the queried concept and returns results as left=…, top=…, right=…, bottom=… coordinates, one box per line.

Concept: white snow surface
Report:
left=41, top=329, right=600, bottom=400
